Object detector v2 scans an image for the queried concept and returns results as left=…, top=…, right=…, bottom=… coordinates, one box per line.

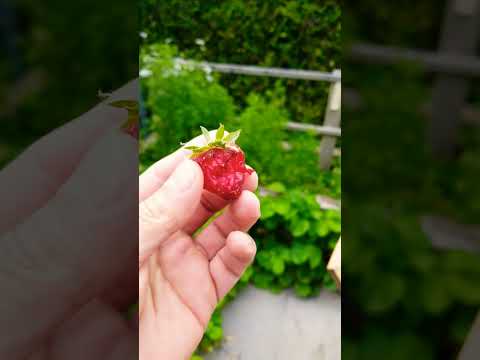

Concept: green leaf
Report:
left=215, top=123, right=225, bottom=141
left=207, top=326, right=223, bottom=341
left=292, top=219, right=310, bottom=237
left=240, top=266, right=254, bottom=283
left=200, top=126, right=211, bottom=143
left=308, top=246, right=323, bottom=269
left=323, top=273, right=337, bottom=291
left=294, top=283, right=312, bottom=297
left=210, top=140, right=225, bottom=148
left=252, top=271, right=274, bottom=289
left=291, top=244, right=309, bottom=265
left=311, top=210, right=323, bottom=220
left=184, top=146, right=200, bottom=150
left=278, top=272, right=294, bottom=287
left=328, top=220, right=341, bottom=233
left=127, top=112, right=138, bottom=122
left=365, top=274, right=406, bottom=313
left=272, top=257, right=285, bottom=275
left=279, top=247, right=292, bottom=262
left=315, top=222, right=329, bottom=237
left=260, top=201, right=275, bottom=219
left=191, top=145, right=210, bottom=154
left=419, top=275, right=450, bottom=314
left=268, top=284, right=283, bottom=294
left=446, top=273, right=480, bottom=304
left=256, top=251, right=272, bottom=270
left=273, top=199, right=290, bottom=216
left=108, top=100, right=138, bottom=112
left=266, top=182, right=286, bottom=193
left=223, top=129, right=241, bottom=144
left=296, top=266, right=313, bottom=283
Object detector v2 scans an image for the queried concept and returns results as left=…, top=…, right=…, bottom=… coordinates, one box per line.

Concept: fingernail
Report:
left=168, top=160, right=198, bottom=192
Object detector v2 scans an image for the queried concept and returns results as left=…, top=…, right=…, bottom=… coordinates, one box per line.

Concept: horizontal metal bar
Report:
left=349, top=42, right=480, bottom=77
left=286, top=122, right=341, bottom=136
left=200, top=61, right=341, bottom=82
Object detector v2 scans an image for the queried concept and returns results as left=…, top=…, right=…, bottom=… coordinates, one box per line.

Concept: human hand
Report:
left=0, top=80, right=138, bottom=359
left=139, top=134, right=260, bottom=360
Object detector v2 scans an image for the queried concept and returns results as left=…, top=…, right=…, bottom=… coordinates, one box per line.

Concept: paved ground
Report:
left=205, top=286, right=341, bottom=360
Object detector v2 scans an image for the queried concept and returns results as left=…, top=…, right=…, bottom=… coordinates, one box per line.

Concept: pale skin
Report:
left=0, top=79, right=259, bottom=359
left=0, top=80, right=140, bottom=359
left=139, top=134, right=260, bottom=359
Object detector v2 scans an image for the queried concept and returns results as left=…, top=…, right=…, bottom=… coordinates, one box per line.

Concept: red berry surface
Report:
left=123, top=123, right=139, bottom=139
left=193, top=147, right=253, bottom=200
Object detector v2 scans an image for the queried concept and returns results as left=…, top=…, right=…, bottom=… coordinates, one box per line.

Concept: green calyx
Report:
left=183, top=124, right=242, bottom=157
left=107, top=100, right=139, bottom=131
left=98, top=91, right=139, bottom=130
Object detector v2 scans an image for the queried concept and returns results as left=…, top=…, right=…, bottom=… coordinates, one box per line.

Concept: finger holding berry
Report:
left=139, top=125, right=260, bottom=360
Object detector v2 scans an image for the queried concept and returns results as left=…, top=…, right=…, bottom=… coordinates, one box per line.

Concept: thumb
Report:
left=139, top=160, right=203, bottom=266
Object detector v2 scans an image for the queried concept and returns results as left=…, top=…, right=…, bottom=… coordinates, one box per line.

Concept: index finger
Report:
left=139, top=129, right=220, bottom=202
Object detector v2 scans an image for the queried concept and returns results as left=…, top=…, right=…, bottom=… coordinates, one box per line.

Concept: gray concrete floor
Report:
left=205, top=286, right=341, bottom=360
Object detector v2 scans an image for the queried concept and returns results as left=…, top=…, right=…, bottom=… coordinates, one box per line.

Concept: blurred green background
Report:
left=344, top=1, right=480, bottom=359
left=0, top=0, right=137, bottom=167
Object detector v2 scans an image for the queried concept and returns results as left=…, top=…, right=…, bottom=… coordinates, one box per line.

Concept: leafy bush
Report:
left=234, top=91, right=337, bottom=193
left=233, top=87, right=341, bottom=196
left=253, top=186, right=340, bottom=296
left=140, top=44, right=341, bottom=196
left=342, top=64, right=480, bottom=359
left=140, top=44, right=235, bottom=172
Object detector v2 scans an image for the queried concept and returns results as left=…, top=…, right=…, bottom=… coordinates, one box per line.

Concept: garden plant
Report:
left=139, top=43, right=341, bottom=357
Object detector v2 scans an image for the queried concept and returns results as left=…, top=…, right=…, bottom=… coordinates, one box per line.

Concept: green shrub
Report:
left=343, top=64, right=480, bottom=359
left=140, top=44, right=341, bottom=195
left=140, top=0, right=341, bottom=124
left=253, top=186, right=340, bottom=296
left=233, top=89, right=336, bottom=192
left=140, top=44, right=236, bottom=171
left=234, top=87, right=341, bottom=195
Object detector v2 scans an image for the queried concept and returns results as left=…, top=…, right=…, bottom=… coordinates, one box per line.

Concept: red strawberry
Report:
left=185, top=124, right=253, bottom=200
left=122, top=122, right=139, bottom=138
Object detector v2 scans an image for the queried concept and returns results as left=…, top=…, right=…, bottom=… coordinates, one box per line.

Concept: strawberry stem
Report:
left=183, top=124, right=242, bottom=158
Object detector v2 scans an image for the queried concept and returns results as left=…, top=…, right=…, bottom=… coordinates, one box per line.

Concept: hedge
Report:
left=140, top=0, right=341, bottom=124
